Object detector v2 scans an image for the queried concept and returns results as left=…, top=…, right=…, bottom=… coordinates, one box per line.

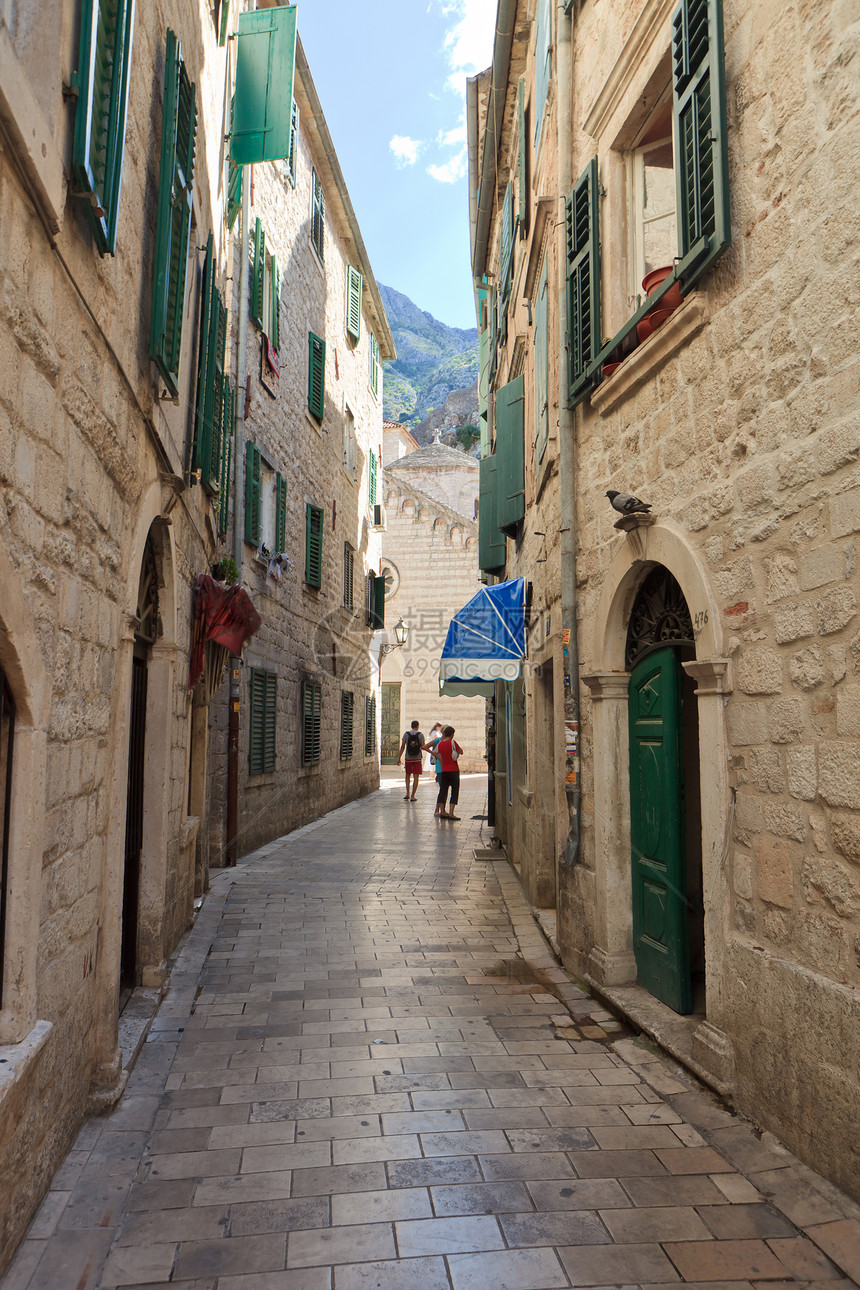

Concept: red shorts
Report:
left=405, top=759, right=422, bottom=775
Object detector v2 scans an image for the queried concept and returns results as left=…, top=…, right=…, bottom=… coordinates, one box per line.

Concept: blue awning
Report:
left=439, top=578, right=527, bottom=697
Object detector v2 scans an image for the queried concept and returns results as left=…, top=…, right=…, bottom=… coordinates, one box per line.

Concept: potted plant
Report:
left=211, top=557, right=239, bottom=586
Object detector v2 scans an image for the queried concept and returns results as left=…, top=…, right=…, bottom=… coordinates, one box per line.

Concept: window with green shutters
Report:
left=566, top=157, right=601, bottom=405
left=500, top=183, right=515, bottom=308
left=534, top=258, right=549, bottom=468
left=251, top=218, right=265, bottom=328
left=311, top=169, right=325, bottom=261
left=244, top=441, right=262, bottom=544
left=340, top=691, right=354, bottom=760
left=192, top=235, right=228, bottom=496
left=369, top=334, right=379, bottom=398
left=478, top=454, right=506, bottom=576
left=365, top=694, right=377, bottom=756
left=251, top=219, right=280, bottom=347
left=308, top=332, right=326, bottom=419
left=150, top=29, right=197, bottom=395
left=345, top=267, right=363, bottom=342
left=231, top=5, right=297, bottom=165
left=343, top=543, right=355, bottom=610
left=301, top=680, right=322, bottom=766
left=218, top=379, right=234, bottom=536
left=275, top=472, right=287, bottom=551
left=366, top=571, right=385, bottom=630
left=495, top=376, right=525, bottom=536
left=368, top=449, right=378, bottom=509
left=71, top=0, right=135, bottom=256
left=533, top=0, right=552, bottom=148
left=517, top=79, right=529, bottom=241
left=305, top=503, right=323, bottom=588
left=248, top=668, right=277, bottom=775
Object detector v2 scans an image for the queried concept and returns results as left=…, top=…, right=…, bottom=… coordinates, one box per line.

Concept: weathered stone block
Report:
left=765, top=552, right=800, bottom=604
left=817, top=416, right=860, bottom=475
left=769, top=696, right=807, bottom=743
left=801, top=855, right=860, bottom=918
left=786, top=746, right=817, bottom=801
left=773, top=601, right=815, bottom=644
left=830, top=488, right=860, bottom=539
left=737, top=648, right=783, bottom=694
left=754, top=834, right=797, bottom=908
left=776, top=444, right=816, bottom=490
left=733, top=849, right=754, bottom=900
left=818, top=742, right=860, bottom=808
left=817, top=586, right=857, bottom=636
left=727, top=701, right=770, bottom=746
left=789, top=643, right=825, bottom=691
left=836, top=685, right=860, bottom=737
left=748, top=747, right=784, bottom=793
left=763, top=800, right=806, bottom=841
left=831, top=813, right=860, bottom=863
left=800, top=545, right=844, bottom=590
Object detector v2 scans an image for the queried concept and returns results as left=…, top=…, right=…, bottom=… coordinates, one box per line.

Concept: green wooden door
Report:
left=380, top=683, right=401, bottom=764
left=628, top=647, right=692, bottom=1014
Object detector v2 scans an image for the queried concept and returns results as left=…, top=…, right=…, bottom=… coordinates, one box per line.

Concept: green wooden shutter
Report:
left=231, top=5, right=297, bottom=164
left=534, top=259, right=549, bottom=466
left=269, top=254, right=280, bottom=350
left=301, top=680, right=322, bottom=765
left=311, top=170, right=326, bottom=260
left=227, top=155, right=242, bottom=231
left=218, top=379, right=233, bottom=536
left=478, top=455, right=506, bottom=575
left=372, top=575, right=386, bottom=631
left=343, top=544, right=354, bottom=609
left=517, top=79, right=529, bottom=240
left=305, top=503, right=323, bottom=587
left=366, top=572, right=375, bottom=627
left=251, top=218, right=265, bottom=328
left=365, top=694, right=376, bottom=756
left=275, top=472, right=287, bottom=551
left=566, top=157, right=602, bottom=404
left=308, top=332, right=326, bottom=419
left=150, top=29, right=197, bottom=395
left=287, top=99, right=299, bottom=183
left=672, top=0, right=730, bottom=288
left=249, top=668, right=276, bottom=774
left=218, top=0, right=230, bottom=46
left=72, top=0, right=135, bottom=256
left=192, top=235, right=214, bottom=479
left=340, top=691, right=354, bottom=760
left=534, top=0, right=551, bottom=147
left=368, top=449, right=378, bottom=508
left=500, top=183, right=514, bottom=305
left=203, top=291, right=227, bottom=496
left=346, top=267, right=363, bottom=342
left=244, top=441, right=261, bottom=544
left=370, top=334, right=379, bottom=397
left=495, top=376, right=526, bottom=536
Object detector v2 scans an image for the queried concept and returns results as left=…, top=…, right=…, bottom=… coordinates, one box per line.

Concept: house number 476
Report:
left=693, top=610, right=709, bottom=632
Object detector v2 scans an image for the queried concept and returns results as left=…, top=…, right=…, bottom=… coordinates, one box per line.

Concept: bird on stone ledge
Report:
left=606, top=489, right=652, bottom=515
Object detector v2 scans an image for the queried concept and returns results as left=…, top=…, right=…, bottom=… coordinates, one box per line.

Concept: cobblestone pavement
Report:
left=4, top=776, right=859, bottom=1289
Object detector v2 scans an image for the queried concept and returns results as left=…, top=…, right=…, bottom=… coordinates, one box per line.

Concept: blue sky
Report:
left=296, top=1, right=495, bottom=332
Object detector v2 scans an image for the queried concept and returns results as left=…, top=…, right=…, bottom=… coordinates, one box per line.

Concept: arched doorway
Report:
left=626, top=567, right=704, bottom=1015
left=121, top=535, right=159, bottom=993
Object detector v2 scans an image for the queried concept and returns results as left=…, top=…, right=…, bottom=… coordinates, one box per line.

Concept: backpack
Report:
left=405, top=731, right=422, bottom=758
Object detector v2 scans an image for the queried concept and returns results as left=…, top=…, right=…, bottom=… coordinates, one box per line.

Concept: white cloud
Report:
left=427, top=149, right=468, bottom=184
left=440, top=0, right=496, bottom=95
left=439, top=119, right=467, bottom=148
left=389, top=135, right=423, bottom=167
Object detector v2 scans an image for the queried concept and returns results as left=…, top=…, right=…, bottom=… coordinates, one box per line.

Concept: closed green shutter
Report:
left=534, top=259, right=549, bottom=466
left=301, top=680, right=322, bottom=766
left=672, top=0, right=730, bottom=288
left=495, top=376, right=526, bottom=536
left=150, top=29, right=197, bottom=395
left=251, top=218, right=265, bottom=328
left=72, top=0, right=135, bottom=256
left=218, top=378, right=234, bottom=536
left=372, top=575, right=386, bottom=631
left=368, top=449, right=378, bottom=508
left=365, top=694, right=376, bottom=756
left=269, top=254, right=280, bottom=349
left=231, top=5, right=297, bottom=165
left=227, top=155, right=242, bottom=231
left=365, top=572, right=375, bottom=627
left=305, top=503, right=323, bottom=588
left=340, top=691, right=354, bottom=760
left=192, top=234, right=226, bottom=499
left=343, top=543, right=354, bottom=609
left=566, top=157, right=602, bottom=405
left=244, top=441, right=261, bottom=544
left=249, top=668, right=277, bottom=775
left=275, top=472, right=287, bottom=551
left=370, top=334, right=379, bottom=397
left=308, top=332, right=326, bottom=419
left=311, top=170, right=325, bottom=260
left=478, top=455, right=506, bottom=575
left=517, top=79, right=529, bottom=240
left=534, top=0, right=551, bottom=147
left=346, top=267, right=363, bottom=342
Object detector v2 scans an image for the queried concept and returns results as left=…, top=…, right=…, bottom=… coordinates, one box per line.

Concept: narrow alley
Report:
left=4, top=777, right=858, bottom=1290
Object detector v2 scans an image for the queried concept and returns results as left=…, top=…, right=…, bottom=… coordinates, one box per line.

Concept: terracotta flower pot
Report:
left=642, top=265, right=682, bottom=310
left=636, top=307, right=674, bottom=343
left=602, top=361, right=621, bottom=378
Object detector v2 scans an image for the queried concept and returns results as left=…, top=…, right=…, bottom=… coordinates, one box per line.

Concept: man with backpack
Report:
left=397, top=720, right=428, bottom=801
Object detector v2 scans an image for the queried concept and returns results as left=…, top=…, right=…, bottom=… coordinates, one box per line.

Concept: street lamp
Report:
left=379, top=617, right=409, bottom=677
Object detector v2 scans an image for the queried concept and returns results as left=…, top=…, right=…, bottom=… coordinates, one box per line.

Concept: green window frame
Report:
left=340, top=691, right=354, bottom=760
left=305, top=503, right=323, bottom=588
left=566, top=157, right=602, bottom=405
left=244, top=441, right=262, bottom=544
left=71, top=0, right=135, bottom=256
left=248, top=667, right=277, bottom=775
left=369, top=334, right=380, bottom=398
left=308, top=332, right=326, bottom=419
left=150, top=29, right=197, bottom=396
left=495, top=376, right=525, bottom=536
left=301, top=680, right=322, bottom=766
left=364, top=694, right=377, bottom=756
left=192, top=234, right=227, bottom=496
left=534, top=257, right=549, bottom=467
left=275, top=471, right=287, bottom=551
left=343, top=542, right=355, bottom=610
left=311, top=169, right=325, bottom=261
left=346, top=266, right=363, bottom=342
left=478, top=454, right=506, bottom=576
left=251, top=217, right=265, bottom=329
left=533, top=0, right=551, bottom=148
left=368, top=449, right=378, bottom=509
left=218, top=378, right=234, bottom=536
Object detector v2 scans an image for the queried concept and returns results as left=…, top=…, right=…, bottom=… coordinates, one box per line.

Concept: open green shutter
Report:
left=263, top=671, right=277, bottom=772
left=370, top=334, right=379, bottom=397
left=192, top=235, right=214, bottom=479
left=500, top=183, right=514, bottom=305
left=346, top=267, right=363, bottom=342
left=218, top=379, right=233, bottom=536
left=478, top=455, right=506, bottom=575
left=269, top=254, right=280, bottom=349
left=496, top=376, right=525, bottom=536
left=245, top=442, right=261, bottom=544
left=368, top=450, right=378, bottom=508
left=566, top=157, right=602, bottom=405
left=288, top=99, right=299, bottom=182
left=534, top=260, right=549, bottom=466
left=203, top=291, right=226, bottom=495
left=311, top=170, right=326, bottom=260
left=275, top=472, right=287, bottom=551
left=72, top=0, right=135, bottom=256
left=533, top=0, right=551, bottom=147
left=372, top=575, right=386, bottom=631
left=517, top=79, right=529, bottom=240
left=227, top=156, right=242, bottom=231
left=231, top=5, right=297, bottom=164
left=365, top=695, right=376, bottom=756
left=308, top=332, right=326, bottom=419
left=251, top=218, right=265, bottom=328
left=672, top=0, right=730, bottom=288
left=306, top=504, right=323, bottom=588
left=150, top=29, right=197, bottom=395
left=249, top=669, right=276, bottom=774
left=219, top=0, right=230, bottom=46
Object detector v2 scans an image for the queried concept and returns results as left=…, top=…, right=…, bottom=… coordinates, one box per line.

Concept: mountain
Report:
left=378, top=283, right=479, bottom=441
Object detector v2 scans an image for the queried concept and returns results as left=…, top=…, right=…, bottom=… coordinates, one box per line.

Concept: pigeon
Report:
left=606, top=489, right=652, bottom=515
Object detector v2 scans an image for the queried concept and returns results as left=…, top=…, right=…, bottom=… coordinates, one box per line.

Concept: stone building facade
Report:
left=206, top=40, right=394, bottom=861
left=470, top=0, right=860, bottom=1196
left=381, top=438, right=486, bottom=777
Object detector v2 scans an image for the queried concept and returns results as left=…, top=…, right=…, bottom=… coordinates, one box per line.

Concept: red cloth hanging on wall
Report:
left=189, top=574, right=261, bottom=689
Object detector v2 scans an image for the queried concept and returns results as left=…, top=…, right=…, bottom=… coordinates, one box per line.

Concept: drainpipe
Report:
left=556, top=2, right=581, bottom=865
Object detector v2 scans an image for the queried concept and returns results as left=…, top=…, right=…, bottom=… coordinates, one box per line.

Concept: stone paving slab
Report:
left=2, top=779, right=859, bottom=1290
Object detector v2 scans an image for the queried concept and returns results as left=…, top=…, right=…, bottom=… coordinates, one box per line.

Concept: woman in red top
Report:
left=435, top=726, right=462, bottom=820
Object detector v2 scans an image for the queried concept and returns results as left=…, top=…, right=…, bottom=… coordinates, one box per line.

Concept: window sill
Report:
left=306, top=409, right=324, bottom=434
left=516, top=784, right=534, bottom=808
left=0, top=1021, right=53, bottom=1115
left=590, top=293, right=709, bottom=416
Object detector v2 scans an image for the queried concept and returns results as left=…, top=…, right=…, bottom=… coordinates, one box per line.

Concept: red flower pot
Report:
left=642, top=266, right=682, bottom=310
left=636, top=307, right=674, bottom=343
